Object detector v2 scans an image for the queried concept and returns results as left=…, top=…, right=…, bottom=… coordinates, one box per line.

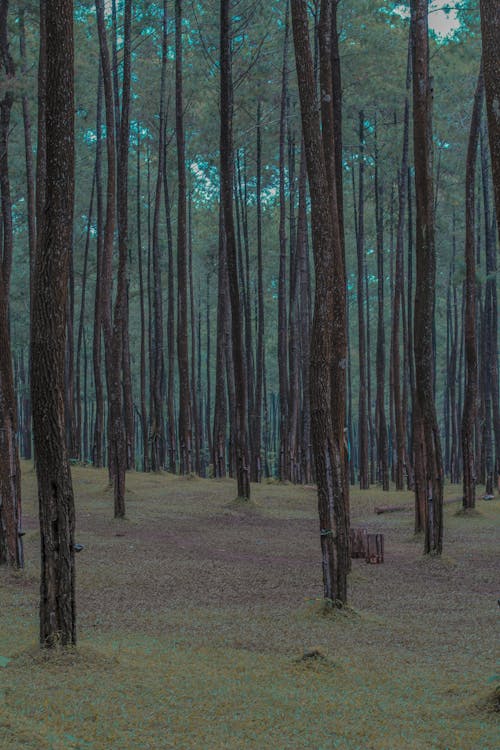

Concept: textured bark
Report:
left=278, top=13, right=290, bottom=482
left=374, top=121, right=389, bottom=491
left=212, top=206, right=228, bottom=478
left=75, top=169, right=95, bottom=461
left=411, top=0, right=444, bottom=554
left=480, top=0, right=500, bottom=489
left=297, top=144, right=313, bottom=485
left=163, top=142, right=177, bottom=474
left=220, top=0, right=250, bottom=499
left=461, top=68, right=484, bottom=509
left=356, top=112, right=369, bottom=490
left=0, top=0, right=23, bottom=569
left=188, top=196, right=200, bottom=474
left=391, top=51, right=411, bottom=492
left=92, top=70, right=104, bottom=469
left=480, top=128, right=500, bottom=494
left=291, top=0, right=349, bottom=604
left=31, top=0, right=76, bottom=646
left=95, top=0, right=127, bottom=517
left=19, top=9, right=36, bottom=285
left=136, top=135, right=149, bottom=472
left=150, top=1, right=168, bottom=472
left=480, top=1, right=500, bottom=234
left=176, top=0, right=193, bottom=475
left=251, top=101, right=264, bottom=483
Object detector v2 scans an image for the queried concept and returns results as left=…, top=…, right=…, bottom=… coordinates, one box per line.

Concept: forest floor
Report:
left=0, top=462, right=498, bottom=749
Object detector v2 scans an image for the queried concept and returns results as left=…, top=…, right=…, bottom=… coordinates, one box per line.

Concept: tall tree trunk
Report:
left=480, top=127, right=500, bottom=494
left=163, top=140, right=177, bottom=474
left=75, top=169, right=95, bottom=461
left=374, top=119, right=389, bottom=491
left=278, top=16, right=290, bottom=481
left=32, top=0, right=76, bottom=646
left=220, top=0, right=250, bottom=499
left=151, top=1, right=168, bottom=472
left=462, top=68, right=484, bottom=509
left=411, top=0, right=444, bottom=554
left=92, top=69, right=105, bottom=468
left=291, top=0, right=349, bottom=604
left=480, top=0, right=500, bottom=491
left=0, top=0, right=23, bottom=569
left=356, top=112, right=369, bottom=489
left=297, top=143, right=313, bottom=485
left=213, top=206, right=228, bottom=478
left=392, top=50, right=411, bottom=492
left=188, top=195, right=200, bottom=474
left=251, top=101, right=264, bottom=483
left=176, top=0, right=193, bottom=475
left=136, top=133, right=149, bottom=472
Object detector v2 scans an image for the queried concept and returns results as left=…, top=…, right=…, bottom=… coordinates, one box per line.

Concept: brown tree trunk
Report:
left=392, top=49, right=411, bottom=492
left=212, top=206, right=228, bottom=478
left=374, top=120, right=389, bottom=491
left=220, top=0, right=250, bottom=499
left=480, top=0, right=500, bottom=491
left=355, top=112, right=369, bottom=489
left=0, top=0, right=23, bottom=569
left=92, top=69, right=105, bottom=468
left=150, top=1, right=168, bottom=472
left=291, top=0, right=349, bottom=604
left=411, top=0, right=444, bottom=554
left=251, top=101, right=264, bottom=483
left=176, top=0, right=193, bottom=475
left=278, top=14, right=290, bottom=482
left=461, top=68, right=484, bottom=509
left=31, top=0, right=76, bottom=646
left=136, top=133, right=149, bottom=472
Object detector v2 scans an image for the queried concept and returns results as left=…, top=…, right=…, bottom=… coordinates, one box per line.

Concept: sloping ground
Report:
left=0, top=462, right=498, bottom=749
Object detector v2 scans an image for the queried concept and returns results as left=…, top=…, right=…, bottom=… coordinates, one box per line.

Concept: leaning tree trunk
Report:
left=411, top=0, right=444, bottom=554
left=461, top=68, right=484, bottom=510
left=31, top=0, right=76, bottom=646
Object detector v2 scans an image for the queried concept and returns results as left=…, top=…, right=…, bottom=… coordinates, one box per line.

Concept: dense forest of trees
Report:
left=0, top=0, right=498, bottom=644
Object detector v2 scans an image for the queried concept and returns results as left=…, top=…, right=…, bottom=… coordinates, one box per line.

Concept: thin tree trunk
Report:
left=278, top=11, right=290, bottom=482
left=0, top=0, right=23, bottom=569
left=374, top=119, right=389, bottom=491
left=220, top=0, right=250, bottom=499
left=462, top=68, right=484, bottom=509
left=176, top=0, right=193, bottom=475
left=411, top=0, right=444, bottom=554
left=356, top=111, right=369, bottom=489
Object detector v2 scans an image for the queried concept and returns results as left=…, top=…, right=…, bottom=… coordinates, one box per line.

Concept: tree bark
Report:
left=291, top=0, right=349, bottom=604
left=411, top=0, right=444, bottom=554
left=461, top=68, right=484, bottom=509
left=220, top=0, right=250, bottom=499
left=31, top=0, right=76, bottom=646
left=176, top=0, right=193, bottom=475
left=0, top=0, right=23, bottom=569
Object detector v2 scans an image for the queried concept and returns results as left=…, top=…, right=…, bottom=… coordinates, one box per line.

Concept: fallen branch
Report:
left=374, top=497, right=461, bottom=515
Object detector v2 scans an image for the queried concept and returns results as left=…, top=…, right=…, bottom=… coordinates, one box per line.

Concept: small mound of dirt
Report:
left=298, top=648, right=327, bottom=662
left=478, top=686, right=500, bottom=714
